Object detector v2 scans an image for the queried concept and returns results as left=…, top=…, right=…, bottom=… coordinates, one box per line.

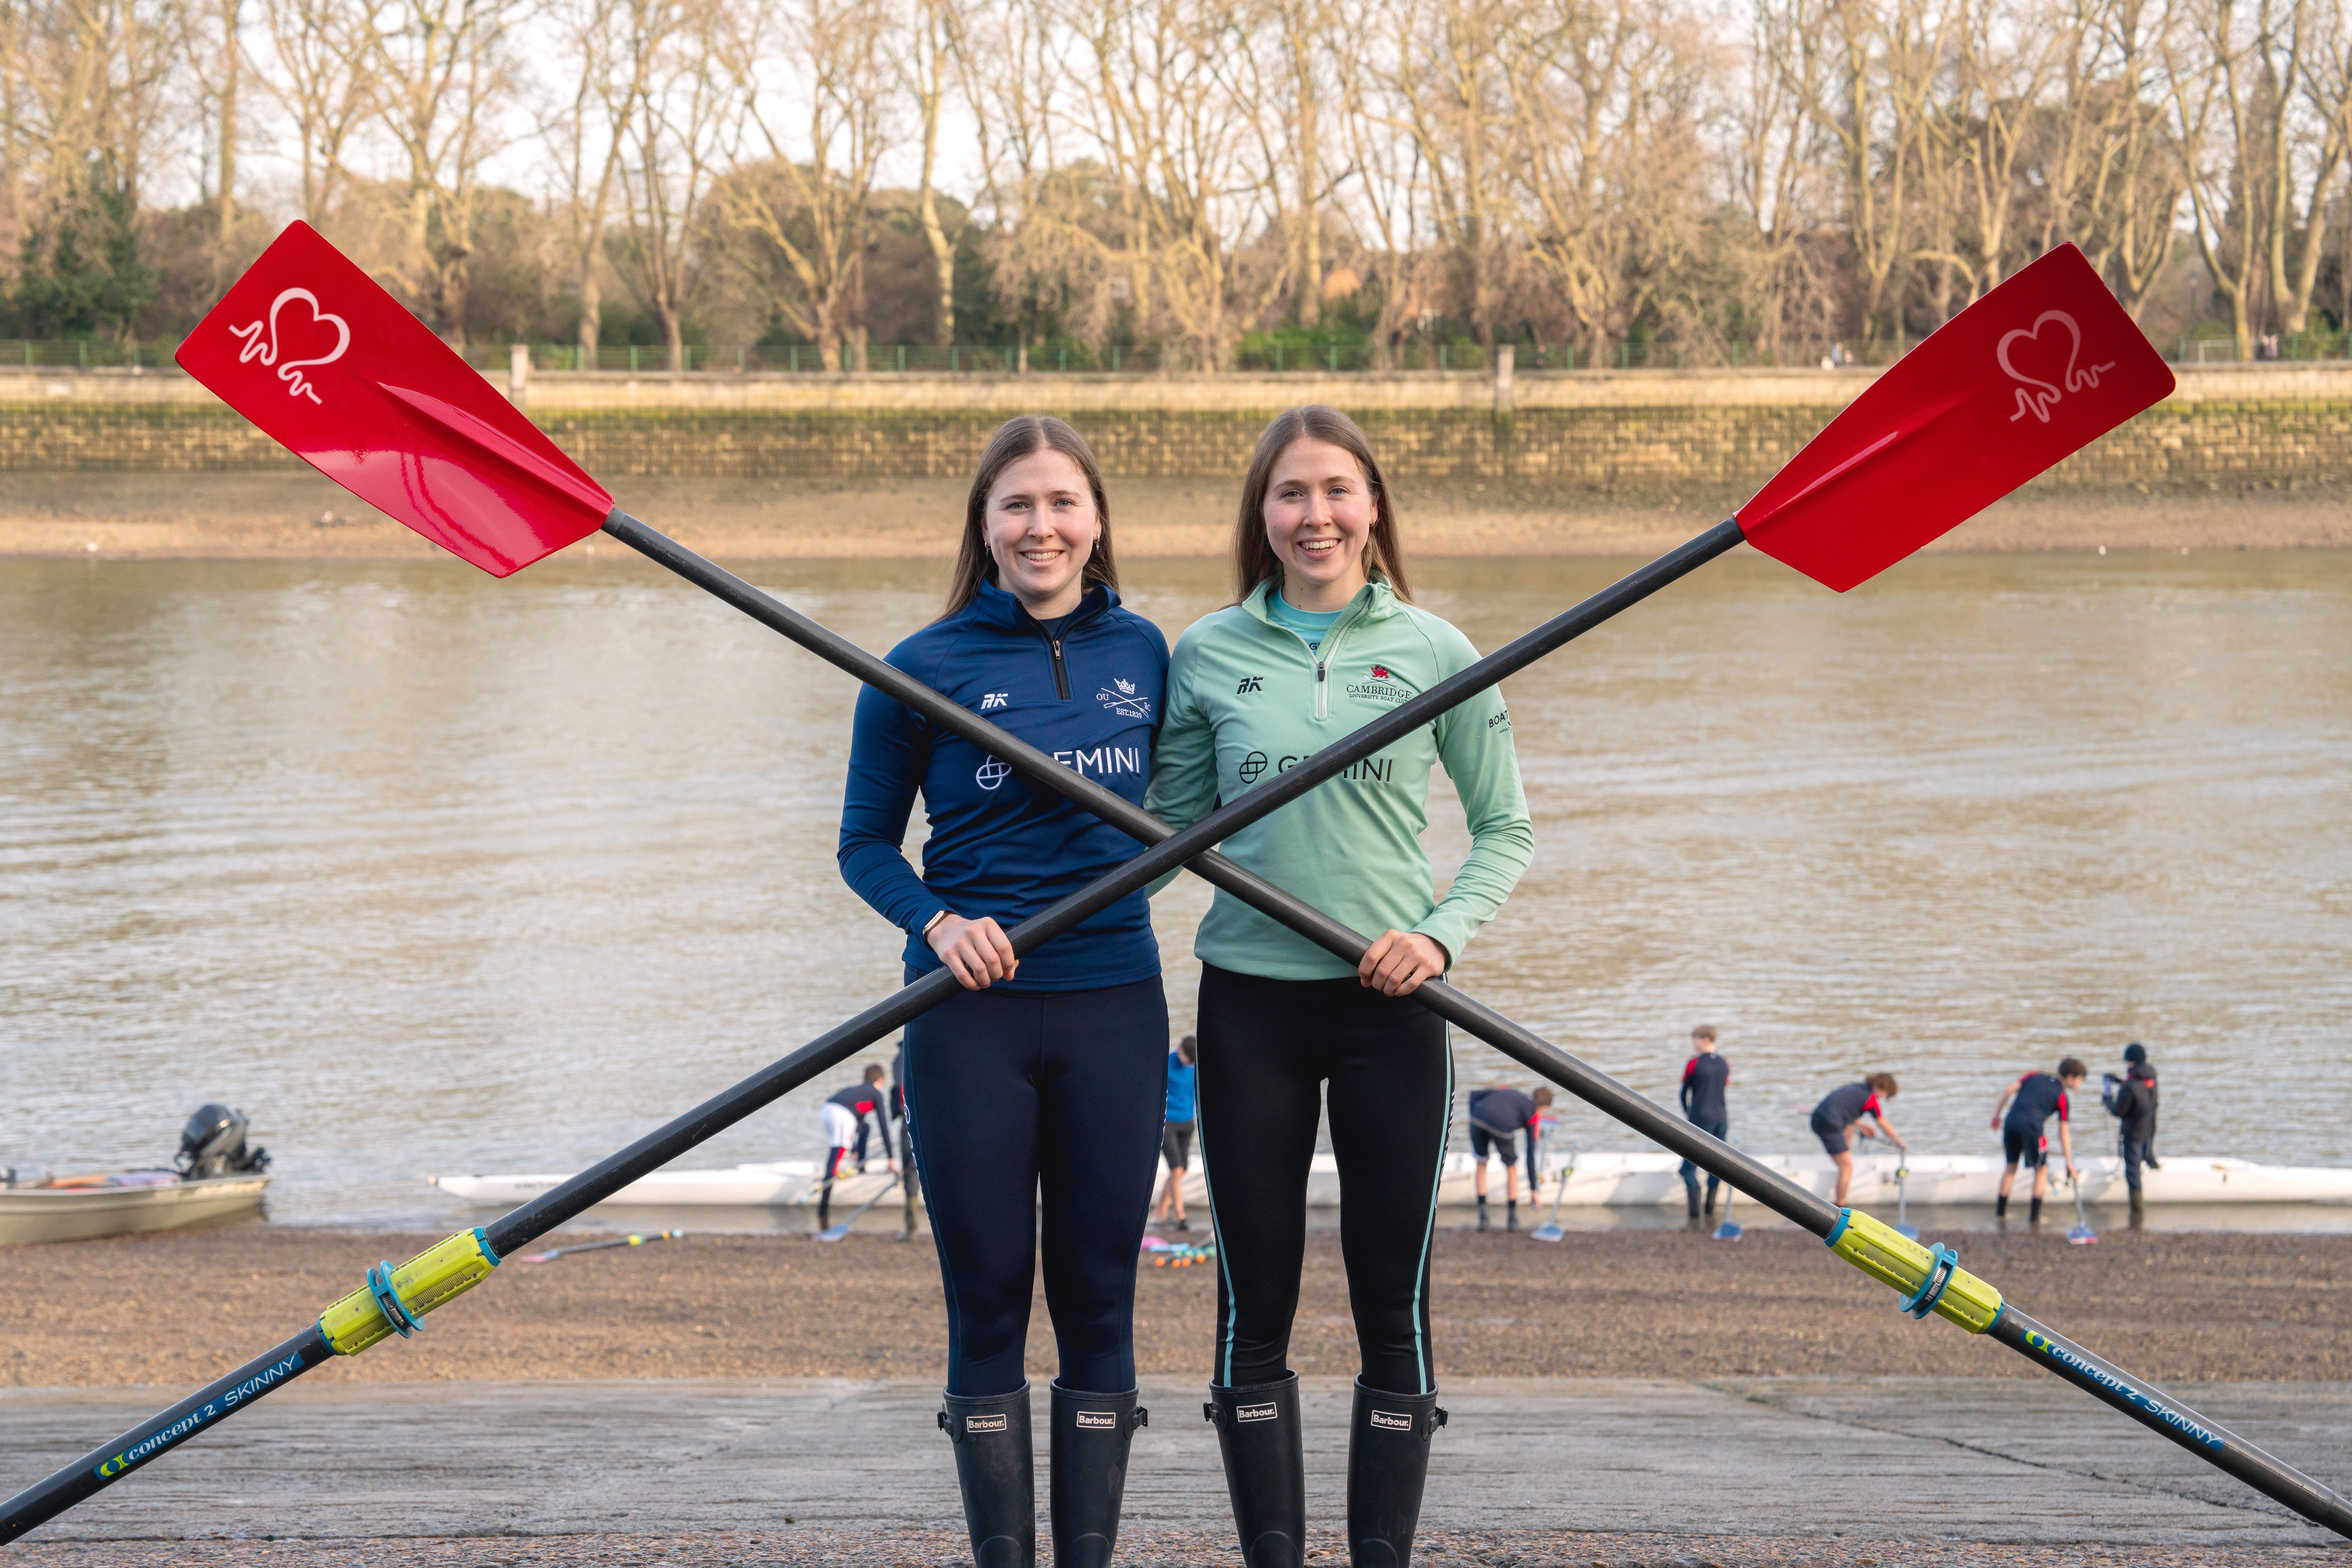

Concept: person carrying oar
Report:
left=836, top=417, right=1168, bottom=1568
left=1147, top=406, right=1533, bottom=1568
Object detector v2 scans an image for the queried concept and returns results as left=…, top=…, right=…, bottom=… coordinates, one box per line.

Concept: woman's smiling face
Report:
left=1261, top=438, right=1374, bottom=611
left=984, top=448, right=1099, bottom=618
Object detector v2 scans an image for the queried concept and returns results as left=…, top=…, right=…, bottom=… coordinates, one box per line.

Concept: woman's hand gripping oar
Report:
left=9, top=228, right=2343, bottom=1543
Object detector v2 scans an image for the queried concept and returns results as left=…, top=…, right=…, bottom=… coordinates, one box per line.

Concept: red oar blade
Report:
left=1737, top=244, right=2174, bottom=592
left=175, top=221, right=613, bottom=577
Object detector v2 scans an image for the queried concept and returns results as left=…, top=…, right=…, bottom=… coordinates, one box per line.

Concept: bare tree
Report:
left=1500, top=0, right=1714, bottom=361
left=2163, top=0, right=2344, bottom=349
left=613, top=0, right=735, bottom=369
left=1917, top=0, right=2067, bottom=308
left=4, top=0, right=176, bottom=334
left=906, top=0, right=964, bottom=345
left=1812, top=0, right=1955, bottom=348
left=258, top=0, right=381, bottom=226
left=1364, top=0, right=1515, bottom=344
left=1728, top=0, right=1843, bottom=357
left=369, top=0, right=521, bottom=337
left=542, top=0, right=644, bottom=366
left=1329, top=0, right=1435, bottom=362
left=2033, top=0, right=2179, bottom=318
left=714, top=0, right=891, bottom=369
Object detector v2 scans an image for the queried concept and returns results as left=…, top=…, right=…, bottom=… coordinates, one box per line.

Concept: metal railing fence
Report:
left=1, top=331, right=2345, bottom=378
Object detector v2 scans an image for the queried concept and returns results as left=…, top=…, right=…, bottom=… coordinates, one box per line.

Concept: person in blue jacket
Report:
left=838, top=416, right=1167, bottom=1568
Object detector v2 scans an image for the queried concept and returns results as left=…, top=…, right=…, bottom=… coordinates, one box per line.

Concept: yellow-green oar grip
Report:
left=319, top=1228, right=500, bottom=1355
left=1826, top=1209, right=2003, bottom=1334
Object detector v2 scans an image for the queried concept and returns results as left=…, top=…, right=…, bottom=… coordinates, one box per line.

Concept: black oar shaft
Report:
left=0, top=1328, right=331, bottom=1540
left=1992, top=1309, right=2352, bottom=1536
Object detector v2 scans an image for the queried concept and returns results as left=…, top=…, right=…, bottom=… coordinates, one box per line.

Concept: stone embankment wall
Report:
left=0, top=364, right=2343, bottom=495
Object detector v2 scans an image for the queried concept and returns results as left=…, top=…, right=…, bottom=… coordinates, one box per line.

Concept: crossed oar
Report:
left=5, top=226, right=2346, bottom=1543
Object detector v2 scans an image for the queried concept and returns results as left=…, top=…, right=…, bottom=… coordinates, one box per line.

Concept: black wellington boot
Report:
left=1346, top=1378, right=1447, bottom=1568
left=940, top=1384, right=1036, bottom=1568
left=1205, top=1374, right=1306, bottom=1568
left=1050, top=1383, right=1147, bottom=1568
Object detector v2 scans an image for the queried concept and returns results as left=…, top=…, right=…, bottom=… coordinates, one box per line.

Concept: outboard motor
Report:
left=176, top=1104, right=271, bottom=1179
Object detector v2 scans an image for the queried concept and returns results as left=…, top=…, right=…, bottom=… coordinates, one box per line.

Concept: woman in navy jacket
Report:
left=838, top=416, right=1168, bottom=1568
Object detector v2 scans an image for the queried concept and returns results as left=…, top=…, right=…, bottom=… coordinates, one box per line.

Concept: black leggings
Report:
left=1195, top=963, right=1452, bottom=1397
left=902, top=974, right=1168, bottom=1398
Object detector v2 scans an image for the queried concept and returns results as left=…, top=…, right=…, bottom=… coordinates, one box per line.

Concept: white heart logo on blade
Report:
left=1998, top=311, right=2074, bottom=424
left=227, top=287, right=352, bottom=406
left=1998, top=309, right=2115, bottom=425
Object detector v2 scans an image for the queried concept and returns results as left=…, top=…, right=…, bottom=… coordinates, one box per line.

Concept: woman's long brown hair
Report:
left=943, top=415, right=1119, bottom=617
left=1230, top=405, right=1412, bottom=604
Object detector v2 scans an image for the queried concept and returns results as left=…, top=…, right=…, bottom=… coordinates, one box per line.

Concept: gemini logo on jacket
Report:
left=838, top=579, right=1169, bottom=992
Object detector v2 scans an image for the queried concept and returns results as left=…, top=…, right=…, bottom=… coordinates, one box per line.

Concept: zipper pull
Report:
left=1316, top=661, right=1326, bottom=682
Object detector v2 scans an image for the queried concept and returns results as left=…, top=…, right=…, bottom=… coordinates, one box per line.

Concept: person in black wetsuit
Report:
left=1991, top=1057, right=2086, bottom=1223
left=1678, top=1025, right=1730, bottom=1220
left=2103, top=1042, right=2160, bottom=1222
left=1810, top=1073, right=1903, bottom=1207
left=1466, top=1084, right=1552, bottom=1230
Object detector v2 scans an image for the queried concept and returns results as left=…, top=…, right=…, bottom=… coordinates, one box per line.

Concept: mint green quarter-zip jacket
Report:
left=1144, top=575, right=1534, bottom=981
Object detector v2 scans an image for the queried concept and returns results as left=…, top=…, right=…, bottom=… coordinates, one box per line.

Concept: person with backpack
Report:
left=1678, top=1025, right=1730, bottom=1220
left=837, top=416, right=1169, bottom=1568
left=1146, top=405, right=1533, bottom=1568
left=2103, top=1042, right=2161, bottom=1221
left=1991, top=1057, right=2087, bottom=1223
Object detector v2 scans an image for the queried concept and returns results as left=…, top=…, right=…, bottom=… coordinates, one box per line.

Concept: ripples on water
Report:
left=2, top=551, right=2346, bottom=1227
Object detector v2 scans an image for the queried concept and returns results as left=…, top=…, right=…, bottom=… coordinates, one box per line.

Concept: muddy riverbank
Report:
left=2, top=472, right=2347, bottom=562
left=6, top=1225, right=2344, bottom=1390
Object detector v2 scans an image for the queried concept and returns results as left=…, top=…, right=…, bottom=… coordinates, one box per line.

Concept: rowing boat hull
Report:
left=430, top=1153, right=2350, bottom=1211
left=0, top=1176, right=271, bottom=1245
left=1437, top=1152, right=2352, bottom=1208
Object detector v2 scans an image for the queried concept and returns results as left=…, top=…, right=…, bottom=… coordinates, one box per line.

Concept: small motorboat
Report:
left=1, top=1104, right=273, bottom=1246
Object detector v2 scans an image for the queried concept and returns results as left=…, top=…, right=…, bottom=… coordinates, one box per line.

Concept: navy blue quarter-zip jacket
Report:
left=837, top=578, right=1168, bottom=991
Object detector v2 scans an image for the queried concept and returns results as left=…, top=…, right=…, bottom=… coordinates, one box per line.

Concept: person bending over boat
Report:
left=1810, top=1074, right=1904, bottom=1208
left=1992, top=1057, right=2085, bottom=1224
left=1145, top=405, right=1533, bottom=1568
left=817, top=1065, right=897, bottom=1230
left=837, top=416, right=1168, bottom=1568
left=1467, top=1083, right=1552, bottom=1231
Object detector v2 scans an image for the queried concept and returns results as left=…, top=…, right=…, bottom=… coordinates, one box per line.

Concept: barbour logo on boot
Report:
left=1369, top=1409, right=1414, bottom=1432
left=1236, top=1402, right=1277, bottom=1422
left=1076, top=1410, right=1116, bottom=1429
left=966, top=1413, right=1009, bottom=1433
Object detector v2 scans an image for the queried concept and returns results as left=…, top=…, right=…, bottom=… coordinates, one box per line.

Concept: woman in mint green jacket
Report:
left=1145, top=404, right=1532, bottom=1568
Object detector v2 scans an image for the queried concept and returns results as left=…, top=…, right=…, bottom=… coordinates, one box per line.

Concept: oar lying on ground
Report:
left=817, top=1174, right=902, bottom=1242
left=6, top=231, right=2346, bottom=1543
left=517, top=1229, right=682, bottom=1264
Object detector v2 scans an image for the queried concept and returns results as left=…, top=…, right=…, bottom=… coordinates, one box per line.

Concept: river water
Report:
left=3, top=550, right=2347, bottom=1229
